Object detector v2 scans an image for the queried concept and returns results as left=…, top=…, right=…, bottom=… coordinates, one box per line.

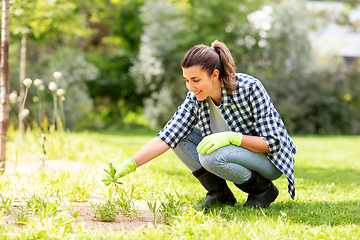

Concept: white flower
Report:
left=38, top=85, right=45, bottom=91
left=32, top=96, right=39, bottom=103
left=39, top=153, right=46, bottom=160
left=23, top=78, right=32, bottom=87
left=61, top=96, right=65, bottom=101
left=21, top=109, right=30, bottom=118
left=57, top=88, right=65, bottom=97
left=34, top=79, right=43, bottom=87
left=53, top=72, right=62, bottom=79
left=9, top=91, right=17, bottom=104
left=49, top=82, right=57, bottom=91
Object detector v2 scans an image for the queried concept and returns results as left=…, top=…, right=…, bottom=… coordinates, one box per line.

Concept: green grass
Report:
left=0, top=130, right=359, bottom=239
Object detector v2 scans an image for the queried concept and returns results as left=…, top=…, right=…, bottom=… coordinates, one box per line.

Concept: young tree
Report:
left=0, top=0, right=10, bottom=173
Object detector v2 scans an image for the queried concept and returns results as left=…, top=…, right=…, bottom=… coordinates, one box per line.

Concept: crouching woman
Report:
left=102, top=40, right=297, bottom=209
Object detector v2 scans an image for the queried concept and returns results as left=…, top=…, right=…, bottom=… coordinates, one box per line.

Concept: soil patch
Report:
left=2, top=159, right=155, bottom=231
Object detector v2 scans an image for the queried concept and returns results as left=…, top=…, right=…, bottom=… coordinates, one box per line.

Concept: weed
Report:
left=147, top=200, right=158, bottom=224
left=114, top=184, right=139, bottom=218
left=102, top=162, right=123, bottom=186
left=102, top=163, right=139, bottom=218
left=69, top=209, right=81, bottom=219
left=13, top=205, right=29, bottom=224
left=66, top=183, right=92, bottom=202
left=92, top=200, right=119, bottom=222
left=22, top=207, right=76, bottom=239
left=0, top=194, right=13, bottom=214
left=147, top=192, right=186, bottom=225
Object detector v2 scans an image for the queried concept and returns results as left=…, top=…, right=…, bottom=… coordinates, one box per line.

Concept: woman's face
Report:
left=182, top=65, right=220, bottom=103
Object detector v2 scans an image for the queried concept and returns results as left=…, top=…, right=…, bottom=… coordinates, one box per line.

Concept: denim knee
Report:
left=199, top=153, right=223, bottom=172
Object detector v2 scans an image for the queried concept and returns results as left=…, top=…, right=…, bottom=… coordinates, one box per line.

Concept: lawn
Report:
left=0, top=130, right=359, bottom=239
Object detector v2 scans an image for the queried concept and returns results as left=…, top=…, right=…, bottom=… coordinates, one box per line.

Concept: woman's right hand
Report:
left=102, top=158, right=137, bottom=186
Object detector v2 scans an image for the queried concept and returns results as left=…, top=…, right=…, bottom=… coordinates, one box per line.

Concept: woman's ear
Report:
left=212, top=69, right=220, bottom=81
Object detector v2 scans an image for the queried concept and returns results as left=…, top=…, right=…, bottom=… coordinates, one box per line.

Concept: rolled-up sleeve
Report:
left=157, top=92, right=198, bottom=148
left=249, top=81, right=281, bottom=156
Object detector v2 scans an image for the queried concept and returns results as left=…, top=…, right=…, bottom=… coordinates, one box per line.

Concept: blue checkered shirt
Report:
left=157, top=73, right=297, bottom=199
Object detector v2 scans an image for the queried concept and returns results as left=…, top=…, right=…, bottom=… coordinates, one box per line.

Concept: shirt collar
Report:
left=219, top=85, right=232, bottom=106
left=197, top=85, right=232, bottom=107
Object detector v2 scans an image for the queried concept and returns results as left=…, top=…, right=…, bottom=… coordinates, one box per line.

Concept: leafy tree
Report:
left=74, top=0, right=145, bottom=129
left=132, top=0, right=271, bottom=129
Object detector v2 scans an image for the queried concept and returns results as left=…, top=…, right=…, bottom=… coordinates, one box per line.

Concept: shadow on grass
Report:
left=198, top=166, right=360, bottom=227
left=271, top=200, right=360, bottom=226
left=295, top=166, right=360, bottom=188
left=207, top=199, right=360, bottom=227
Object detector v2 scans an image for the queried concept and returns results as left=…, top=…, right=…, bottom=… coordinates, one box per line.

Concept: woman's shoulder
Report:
left=235, top=73, right=261, bottom=86
left=234, top=73, right=264, bottom=92
left=181, top=91, right=200, bottom=109
left=186, top=91, right=198, bottom=102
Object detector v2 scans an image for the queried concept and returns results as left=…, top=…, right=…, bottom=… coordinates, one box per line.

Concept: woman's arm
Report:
left=240, top=135, right=270, bottom=153
left=132, top=137, right=171, bottom=167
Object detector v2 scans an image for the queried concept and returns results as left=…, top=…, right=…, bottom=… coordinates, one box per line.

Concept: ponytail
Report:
left=181, top=40, right=237, bottom=93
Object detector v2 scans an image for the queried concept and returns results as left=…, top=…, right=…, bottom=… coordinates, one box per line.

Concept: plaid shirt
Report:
left=158, top=73, right=297, bottom=199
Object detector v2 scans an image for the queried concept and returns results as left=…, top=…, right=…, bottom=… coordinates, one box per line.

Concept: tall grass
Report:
left=0, top=130, right=359, bottom=239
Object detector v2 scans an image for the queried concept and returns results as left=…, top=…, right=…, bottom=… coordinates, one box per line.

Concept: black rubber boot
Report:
left=234, top=171, right=279, bottom=208
left=192, top=167, right=237, bottom=209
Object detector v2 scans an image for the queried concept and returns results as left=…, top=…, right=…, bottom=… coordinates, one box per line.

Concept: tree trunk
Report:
left=0, top=0, right=10, bottom=173
left=19, top=35, right=26, bottom=133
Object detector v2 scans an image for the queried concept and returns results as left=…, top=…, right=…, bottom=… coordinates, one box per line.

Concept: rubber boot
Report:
left=234, top=171, right=279, bottom=208
left=192, top=167, right=237, bottom=210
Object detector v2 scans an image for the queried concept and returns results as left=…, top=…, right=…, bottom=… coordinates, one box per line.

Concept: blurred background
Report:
left=3, top=0, right=360, bottom=134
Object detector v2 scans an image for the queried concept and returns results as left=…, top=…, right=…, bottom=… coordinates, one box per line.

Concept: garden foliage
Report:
left=4, top=0, right=360, bottom=134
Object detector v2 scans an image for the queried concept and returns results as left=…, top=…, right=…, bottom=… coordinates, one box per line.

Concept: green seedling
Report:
left=22, top=208, right=76, bottom=239
left=13, top=205, right=29, bottom=224
left=147, top=192, right=186, bottom=225
left=115, top=184, right=139, bottom=218
left=92, top=199, right=119, bottom=222
left=66, top=183, right=93, bottom=202
left=102, top=162, right=123, bottom=186
left=69, top=209, right=81, bottom=219
left=147, top=201, right=158, bottom=224
left=0, top=194, right=13, bottom=214
left=102, top=163, right=139, bottom=218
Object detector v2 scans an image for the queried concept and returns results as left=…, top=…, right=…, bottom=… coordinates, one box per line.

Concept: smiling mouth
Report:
left=193, top=90, right=201, bottom=95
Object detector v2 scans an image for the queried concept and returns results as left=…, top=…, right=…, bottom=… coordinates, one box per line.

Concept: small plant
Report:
left=0, top=194, right=13, bottom=214
left=102, top=163, right=139, bottom=218
left=25, top=193, right=62, bottom=218
left=147, top=200, right=158, bottom=224
left=158, top=192, right=186, bottom=224
left=66, top=183, right=92, bottom=203
left=69, top=209, right=81, bottom=219
left=147, top=192, right=186, bottom=225
left=102, top=162, right=123, bottom=186
left=13, top=205, right=29, bottom=224
left=22, top=207, right=76, bottom=239
left=115, top=184, right=139, bottom=218
left=92, top=199, right=119, bottom=222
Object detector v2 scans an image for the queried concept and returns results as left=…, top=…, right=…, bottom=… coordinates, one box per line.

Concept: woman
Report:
left=102, top=40, right=297, bottom=209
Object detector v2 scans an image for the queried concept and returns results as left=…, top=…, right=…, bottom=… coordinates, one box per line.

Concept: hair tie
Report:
left=210, top=47, right=215, bottom=51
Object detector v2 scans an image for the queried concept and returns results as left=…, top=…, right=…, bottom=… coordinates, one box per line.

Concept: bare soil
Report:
left=2, top=159, right=155, bottom=231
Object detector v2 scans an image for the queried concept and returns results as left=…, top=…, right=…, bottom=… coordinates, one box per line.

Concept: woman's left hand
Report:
left=197, top=131, right=242, bottom=155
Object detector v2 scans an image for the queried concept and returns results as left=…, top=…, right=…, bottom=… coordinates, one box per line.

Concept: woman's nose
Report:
left=187, top=82, right=196, bottom=91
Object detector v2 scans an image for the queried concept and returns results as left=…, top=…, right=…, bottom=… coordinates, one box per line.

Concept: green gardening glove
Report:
left=197, top=131, right=242, bottom=155
left=102, top=158, right=137, bottom=186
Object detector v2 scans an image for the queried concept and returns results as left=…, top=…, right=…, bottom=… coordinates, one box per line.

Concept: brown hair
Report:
left=181, top=40, right=237, bottom=93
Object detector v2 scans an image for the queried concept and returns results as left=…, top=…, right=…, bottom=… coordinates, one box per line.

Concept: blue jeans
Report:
left=172, top=126, right=282, bottom=184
